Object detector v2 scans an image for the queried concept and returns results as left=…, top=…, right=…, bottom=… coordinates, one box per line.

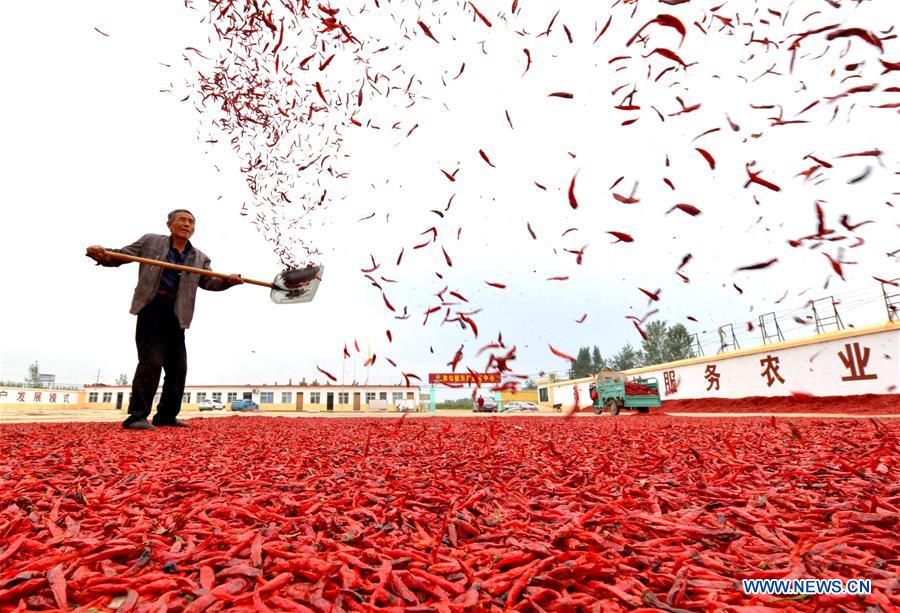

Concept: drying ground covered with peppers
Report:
left=660, top=394, right=900, bottom=415
left=1, top=416, right=897, bottom=612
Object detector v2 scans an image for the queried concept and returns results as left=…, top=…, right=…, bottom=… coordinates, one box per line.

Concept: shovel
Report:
left=97, top=251, right=323, bottom=304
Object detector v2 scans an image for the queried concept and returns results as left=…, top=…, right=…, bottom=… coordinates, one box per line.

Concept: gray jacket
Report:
left=100, top=233, right=230, bottom=329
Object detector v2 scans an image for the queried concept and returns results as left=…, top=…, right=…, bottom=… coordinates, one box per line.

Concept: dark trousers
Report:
left=124, top=294, right=187, bottom=425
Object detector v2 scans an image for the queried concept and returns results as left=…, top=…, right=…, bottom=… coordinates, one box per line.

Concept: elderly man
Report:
left=86, top=209, right=242, bottom=430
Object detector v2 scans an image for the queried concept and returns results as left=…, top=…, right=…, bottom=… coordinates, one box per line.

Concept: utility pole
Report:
left=95, top=369, right=101, bottom=384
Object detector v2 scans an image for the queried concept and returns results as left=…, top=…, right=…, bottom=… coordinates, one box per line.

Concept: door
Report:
left=295, top=392, right=303, bottom=411
left=353, top=392, right=361, bottom=411
left=116, top=392, right=124, bottom=410
left=326, top=392, right=334, bottom=411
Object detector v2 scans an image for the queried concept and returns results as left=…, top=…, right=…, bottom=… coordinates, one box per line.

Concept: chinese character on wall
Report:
left=663, top=370, right=678, bottom=395
left=759, top=355, right=785, bottom=387
left=17, top=392, right=26, bottom=402
left=48, top=393, right=57, bottom=403
left=838, top=342, right=877, bottom=381
left=704, top=365, right=721, bottom=391
left=33, top=392, right=42, bottom=402
left=62, top=393, right=70, bottom=403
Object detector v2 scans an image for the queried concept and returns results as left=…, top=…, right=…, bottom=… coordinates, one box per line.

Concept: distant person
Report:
left=477, top=395, right=485, bottom=411
left=86, top=210, right=242, bottom=430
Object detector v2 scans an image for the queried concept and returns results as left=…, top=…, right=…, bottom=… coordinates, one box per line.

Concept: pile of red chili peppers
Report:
left=663, top=394, right=900, bottom=415
left=1, top=416, right=896, bottom=611
left=624, top=382, right=656, bottom=397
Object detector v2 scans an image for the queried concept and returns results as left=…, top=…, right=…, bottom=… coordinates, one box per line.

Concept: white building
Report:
left=82, top=383, right=424, bottom=412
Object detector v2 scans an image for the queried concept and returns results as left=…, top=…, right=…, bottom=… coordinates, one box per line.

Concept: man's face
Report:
left=167, top=212, right=195, bottom=242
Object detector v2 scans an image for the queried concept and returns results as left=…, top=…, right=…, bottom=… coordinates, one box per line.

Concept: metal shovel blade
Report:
left=270, top=265, right=324, bottom=304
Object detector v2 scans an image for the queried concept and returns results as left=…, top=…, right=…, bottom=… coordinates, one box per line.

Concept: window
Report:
left=102, top=392, right=112, bottom=403
left=310, top=392, right=321, bottom=404
left=88, top=392, right=98, bottom=403
left=379, top=392, right=387, bottom=400
left=392, top=392, right=403, bottom=403
left=182, top=392, right=191, bottom=403
left=260, top=392, right=274, bottom=403
left=226, top=392, right=237, bottom=402
left=366, top=392, right=376, bottom=402
left=338, top=392, right=349, bottom=404
left=281, top=391, right=292, bottom=404
left=539, top=388, right=549, bottom=402
left=196, top=392, right=206, bottom=402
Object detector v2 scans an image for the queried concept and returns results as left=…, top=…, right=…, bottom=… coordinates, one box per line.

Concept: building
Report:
left=81, top=383, right=424, bottom=412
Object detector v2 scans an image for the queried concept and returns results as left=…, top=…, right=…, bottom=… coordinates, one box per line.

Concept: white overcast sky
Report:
left=1, top=1, right=897, bottom=392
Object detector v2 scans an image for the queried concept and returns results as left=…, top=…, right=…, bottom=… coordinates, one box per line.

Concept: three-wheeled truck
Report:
left=590, top=374, right=661, bottom=415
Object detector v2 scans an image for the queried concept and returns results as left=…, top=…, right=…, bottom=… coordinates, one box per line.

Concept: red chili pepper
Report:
left=46, top=564, right=66, bottom=609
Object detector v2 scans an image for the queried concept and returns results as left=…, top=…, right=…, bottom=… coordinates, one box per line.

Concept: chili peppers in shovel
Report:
left=98, top=251, right=323, bottom=304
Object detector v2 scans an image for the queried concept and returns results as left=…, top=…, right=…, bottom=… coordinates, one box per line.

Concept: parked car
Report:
left=230, top=399, right=259, bottom=412
left=199, top=399, right=226, bottom=411
left=502, top=401, right=539, bottom=412
left=474, top=398, right=498, bottom=412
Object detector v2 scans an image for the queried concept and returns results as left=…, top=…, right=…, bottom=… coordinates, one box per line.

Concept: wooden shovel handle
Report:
left=101, top=250, right=273, bottom=288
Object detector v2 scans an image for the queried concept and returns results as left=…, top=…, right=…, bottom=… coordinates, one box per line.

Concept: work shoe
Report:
left=123, top=419, right=155, bottom=430
left=152, top=419, right=190, bottom=428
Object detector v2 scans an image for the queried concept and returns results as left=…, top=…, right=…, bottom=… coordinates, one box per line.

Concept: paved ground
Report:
left=1, top=406, right=897, bottom=424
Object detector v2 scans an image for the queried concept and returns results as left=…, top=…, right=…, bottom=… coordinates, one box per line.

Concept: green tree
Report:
left=311, top=379, right=320, bottom=386
left=665, top=323, right=693, bottom=363
left=639, top=321, right=693, bottom=366
left=299, top=377, right=308, bottom=386
left=568, top=347, right=594, bottom=379
left=523, top=378, right=537, bottom=390
left=116, top=373, right=130, bottom=385
left=640, top=321, right=669, bottom=366
left=609, top=343, right=642, bottom=371
left=27, top=362, right=43, bottom=388
left=591, top=346, right=605, bottom=373
left=438, top=397, right=474, bottom=410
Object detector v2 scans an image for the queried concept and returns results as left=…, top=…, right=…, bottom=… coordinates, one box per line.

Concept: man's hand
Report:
left=226, top=274, right=244, bottom=286
left=86, top=245, right=107, bottom=262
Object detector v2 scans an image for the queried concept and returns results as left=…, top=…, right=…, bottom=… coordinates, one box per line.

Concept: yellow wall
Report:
left=75, top=389, right=421, bottom=413
left=297, top=403, right=413, bottom=412
left=501, top=390, right=538, bottom=403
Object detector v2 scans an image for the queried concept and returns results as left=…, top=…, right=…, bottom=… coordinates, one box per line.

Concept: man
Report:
left=476, top=395, right=485, bottom=412
left=86, top=210, right=242, bottom=430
